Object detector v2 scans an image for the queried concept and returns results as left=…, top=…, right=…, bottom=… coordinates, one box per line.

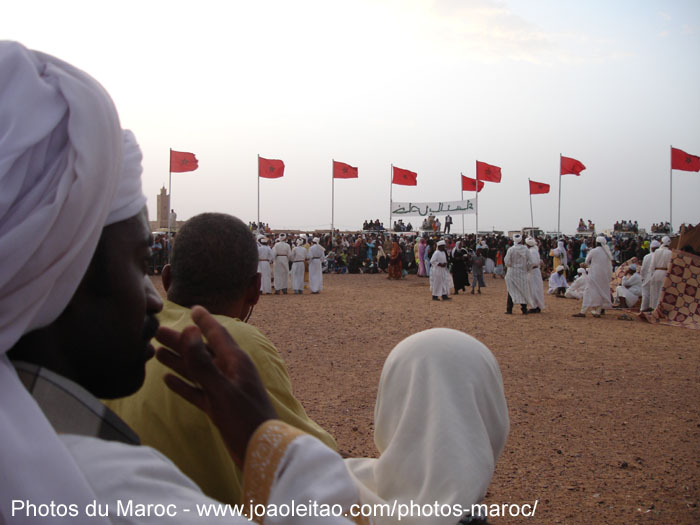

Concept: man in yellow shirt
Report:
left=107, top=212, right=336, bottom=505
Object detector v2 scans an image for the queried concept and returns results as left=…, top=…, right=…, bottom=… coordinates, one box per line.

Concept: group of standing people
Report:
left=257, top=234, right=325, bottom=295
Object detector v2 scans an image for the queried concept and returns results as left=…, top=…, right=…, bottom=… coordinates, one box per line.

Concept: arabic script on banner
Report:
left=391, top=199, right=476, bottom=217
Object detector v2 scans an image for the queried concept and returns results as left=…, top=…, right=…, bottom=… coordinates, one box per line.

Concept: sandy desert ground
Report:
left=153, top=273, right=700, bottom=524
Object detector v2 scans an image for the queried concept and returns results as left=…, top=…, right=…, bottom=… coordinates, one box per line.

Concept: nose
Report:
left=144, top=275, right=164, bottom=314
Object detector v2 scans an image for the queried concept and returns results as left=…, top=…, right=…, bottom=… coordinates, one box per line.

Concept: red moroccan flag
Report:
left=529, top=180, right=550, bottom=195
left=560, top=156, right=586, bottom=176
left=170, top=150, right=198, bottom=172
left=671, top=147, right=700, bottom=172
left=259, top=157, right=285, bottom=178
left=476, top=161, right=502, bottom=183
left=333, top=161, right=358, bottom=179
left=392, top=166, right=417, bottom=186
left=461, top=175, right=484, bottom=192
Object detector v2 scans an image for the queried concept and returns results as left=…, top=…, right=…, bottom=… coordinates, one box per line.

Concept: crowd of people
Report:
left=576, top=218, right=595, bottom=231
left=650, top=221, right=672, bottom=233
left=613, top=219, right=639, bottom=233
left=362, top=218, right=385, bottom=231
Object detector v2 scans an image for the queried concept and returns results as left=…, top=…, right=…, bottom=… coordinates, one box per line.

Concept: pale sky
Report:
left=7, top=0, right=700, bottom=234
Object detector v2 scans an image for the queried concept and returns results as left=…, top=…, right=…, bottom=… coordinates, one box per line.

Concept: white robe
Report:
left=60, top=430, right=361, bottom=524
left=581, top=246, right=613, bottom=310
left=258, top=245, right=274, bottom=294
left=429, top=249, right=451, bottom=296
left=616, top=272, right=642, bottom=307
left=344, top=328, right=509, bottom=525
left=527, top=246, right=545, bottom=309
left=648, top=246, right=672, bottom=310
left=565, top=274, right=588, bottom=299
left=548, top=272, right=569, bottom=294
left=504, top=244, right=531, bottom=305
left=639, top=250, right=655, bottom=311
left=308, top=244, right=325, bottom=293
left=273, top=242, right=291, bottom=291
left=290, top=246, right=308, bottom=291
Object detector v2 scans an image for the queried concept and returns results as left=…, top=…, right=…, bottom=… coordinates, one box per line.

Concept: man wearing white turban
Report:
left=647, top=236, right=673, bottom=311
left=430, top=240, right=452, bottom=300
left=573, top=236, right=613, bottom=318
left=615, top=264, right=642, bottom=309
left=345, top=328, right=509, bottom=525
left=273, top=233, right=292, bottom=294
left=291, top=238, right=308, bottom=294
left=504, top=234, right=531, bottom=314
left=640, top=239, right=660, bottom=312
left=565, top=268, right=588, bottom=299
left=525, top=237, right=545, bottom=313
left=1, top=42, right=362, bottom=524
left=257, top=234, right=274, bottom=294
left=308, top=237, right=325, bottom=293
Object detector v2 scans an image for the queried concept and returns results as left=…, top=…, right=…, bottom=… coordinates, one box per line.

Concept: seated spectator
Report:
left=615, top=263, right=642, bottom=309
left=548, top=265, right=569, bottom=296
left=565, top=268, right=588, bottom=299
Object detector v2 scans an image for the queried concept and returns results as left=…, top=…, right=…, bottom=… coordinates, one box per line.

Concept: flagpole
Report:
left=460, top=173, right=465, bottom=235
left=475, top=161, right=479, bottom=241
left=331, top=159, right=335, bottom=248
left=529, top=179, right=534, bottom=228
left=557, top=154, right=562, bottom=238
left=257, top=154, right=260, bottom=225
left=669, top=145, right=673, bottom=234
left=168, top=149, right=172, bottom=237
left=389, top=164, right=393, bottom=234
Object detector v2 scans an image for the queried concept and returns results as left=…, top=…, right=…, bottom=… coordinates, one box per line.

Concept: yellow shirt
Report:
left=106, top=300, right=337, bottom=505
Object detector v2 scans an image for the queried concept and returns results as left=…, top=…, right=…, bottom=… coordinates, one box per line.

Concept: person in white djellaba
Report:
left=257, top=235, right=274, bottom=295
left=308, top=237, right=325, bottom=294
left=273, top=233, right=292, bottom=294
left=565, top=268, right=588, bottom=299
left=525, top=237, right=545, bottom=313
left=639, top=239, right=661, bottom=312
left=430, top=240, right=452, bottom=301
left=573, top=236, right=613, bottom=318
left=504, top=234, right=532, bottom=315
left=290, top=238, right=308, bottom=295
left=647, top=236, right=673, bottom=311
left=615, top=263, right=642, bottom=309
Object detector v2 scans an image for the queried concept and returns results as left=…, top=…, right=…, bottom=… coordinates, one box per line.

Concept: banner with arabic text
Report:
left=391, top=199, right=475, bottom=217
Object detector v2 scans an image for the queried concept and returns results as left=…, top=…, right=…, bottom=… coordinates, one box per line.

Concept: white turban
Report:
left=0, top=41, right=145, bottom=521
left=313, top=237, right=320, bottom=243
left=556, top=265, right=565, bottom=272
left=662, top=236, right=671, bottom=246
left=345, top=329, right=509, bottom=525
left=650, top=240, right=661, bottom=249
left=596, top=235, right=606, bottom=245
left=525, top=237, right=536, bottom=247
left=629, top=264, right=637, bottom=271
left=437, top=240, right=446, bottom=247
left=577, top=268, right=586, bottom=275
left=513, top=234, right=522, bottom=244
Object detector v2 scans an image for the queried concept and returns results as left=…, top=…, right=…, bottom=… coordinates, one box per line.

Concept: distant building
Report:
left=149, top=187, right=183, bottom=232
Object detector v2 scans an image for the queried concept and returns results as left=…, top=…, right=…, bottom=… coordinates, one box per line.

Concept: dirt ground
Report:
left=153, top=273, right=700, bottom=524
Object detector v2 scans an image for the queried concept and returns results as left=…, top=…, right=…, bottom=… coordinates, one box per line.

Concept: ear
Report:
left=244, top=273, right=261, bottom=308
left=161, top=264, right=172, bottom=293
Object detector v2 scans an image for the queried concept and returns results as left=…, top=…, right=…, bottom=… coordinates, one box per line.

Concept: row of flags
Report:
left=169, top=147, right=700, bottom=184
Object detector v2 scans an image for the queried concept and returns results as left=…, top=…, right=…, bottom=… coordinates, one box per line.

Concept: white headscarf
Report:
left=526, top=237, right=536, bottom=247
left=513, top=234, right=522, bottom=244
left=0, top=41, right=145, bottom=522
left=661, top=235, right=671, bottom=246
left=596, top=235, right=614, bottom=261
left=345, top=328, right=509, bottom=525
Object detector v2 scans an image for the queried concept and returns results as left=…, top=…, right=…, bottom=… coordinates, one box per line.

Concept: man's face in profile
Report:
left=63, top=207, right=162, bottom=399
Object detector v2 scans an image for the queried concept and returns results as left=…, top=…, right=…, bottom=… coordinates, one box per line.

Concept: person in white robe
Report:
left=573, top=236, right=613, bottom=318
left=0, top=41, right=363, bottom=525
left=504, top=234, right=531, bottom=314
left=526, top=237, right=545, bottom=313
left=648, top=236, right=673, bottom=311
left=257, top=235, right=274, bottom=294
left=615, top=263, right=642, bottom=308
left=290, top=239, right=308, bottom=294
left=640, top=240, right=660, bottom=312
left=565, top=268, right=588, bottom=299
left=273, top=234, right=291, bottom=294
left=345, top=328, right=509, bottom=525
left=308, top=237, right=325, bottom=294
left=430, top=240, right=451, bottom=300
left=548, top=265, right=569, bottom=296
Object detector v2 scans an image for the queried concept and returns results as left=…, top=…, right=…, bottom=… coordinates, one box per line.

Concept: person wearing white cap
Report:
left=548, top=265, right=569, bottom=297
left=647, top=235, right=673, bottom=311
left=640, top=239, right=661, bottom=312
left=0, top=42, right=363, bottom=524
left=273, top=233, right=292, bottom=294
left=430, top=240, right=452, bottom=300
left=257, top=234, right=274, bottom=294
left=573, top=236, right=613, bottom=318
left=615, top=263, right=642, bottom=308
left=504, top=234, right=531, bottom=314
left=565, top=268, right=588, bottom=299
left=290, top=238, right=308, bottom=294
left=525, top=237, right=545, bottom=313
left=308, top=237, right=325, bottom=294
